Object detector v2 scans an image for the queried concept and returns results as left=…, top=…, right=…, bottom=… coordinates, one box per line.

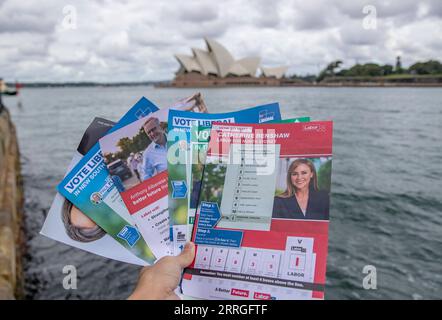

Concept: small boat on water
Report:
left=0, top=79, right=20, bottom=112
left=0, top=79, right=20, bottom=95
left=1, top=90, right=18, bottom=96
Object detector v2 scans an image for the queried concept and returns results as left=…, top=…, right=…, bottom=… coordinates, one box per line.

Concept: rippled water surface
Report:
left=5, top=86, right=442, bottom=299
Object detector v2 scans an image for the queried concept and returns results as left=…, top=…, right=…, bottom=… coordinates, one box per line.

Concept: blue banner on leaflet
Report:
left=194, top=228, right=243, bottom=248
left=117, top=225, right=141, bottom=247
left=172, top=180, right=188, bottom=198
left=198, top=202, right=221, bottom=228
left=194, top=201, right=243, bottom=248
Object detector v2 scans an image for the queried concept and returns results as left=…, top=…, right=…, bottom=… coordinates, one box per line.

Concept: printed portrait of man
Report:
left=141, top=117, right=167, bottom=180
left=90, top=192, right=102, bottom=204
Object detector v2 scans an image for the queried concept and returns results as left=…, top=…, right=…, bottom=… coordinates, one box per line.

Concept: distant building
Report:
left=171, top=38, right=290, bottom=87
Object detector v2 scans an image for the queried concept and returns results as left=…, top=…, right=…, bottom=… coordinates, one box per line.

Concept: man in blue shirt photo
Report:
left=141, top=117, right=167, bottom=180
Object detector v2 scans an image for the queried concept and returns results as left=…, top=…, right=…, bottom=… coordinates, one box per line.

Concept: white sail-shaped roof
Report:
left=174, top=38, right=289, bottom=79
left=227, top=62, right=250, bottom=76
left=237, top=57, right=261, bottom=76
left=261, top=66, right=288, bottom=79
left=205, top=38, right=235, bottom=77
left=192, top=48, right=218, bottom=76
left=175, top=54, right=202, bottom=73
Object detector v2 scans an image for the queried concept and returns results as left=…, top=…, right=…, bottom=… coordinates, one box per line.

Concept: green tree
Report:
left=381, top=64, right=394, bottom=75
left=131, top=128, right=151, bottom=152
left=336, top=63, right=393, bottom=77
left=317, top=60, right=343, bottom=81
left=114, top=129, right=152, bottom=160
left=116, top=137, right=133, bottom=159
left=408, top=60, right=442, bottom=75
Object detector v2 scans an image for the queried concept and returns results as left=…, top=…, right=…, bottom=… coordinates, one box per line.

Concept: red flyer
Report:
left=182, top=121, right=333, bottom=300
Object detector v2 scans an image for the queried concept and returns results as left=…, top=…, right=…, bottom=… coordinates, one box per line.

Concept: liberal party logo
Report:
left=117, top=225, right=140, bottom=247
left=135, top=107, right=154, bottom=119
left=258, top=110, right=275, bottom=123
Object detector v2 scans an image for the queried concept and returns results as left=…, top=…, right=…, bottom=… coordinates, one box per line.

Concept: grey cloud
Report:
left=293, top=16, right=329, bottom=31
left=427, top=0, right=442, bottom=17
left=128, top=23, right=185, bottom=48
left=0, top=0, right=440, bottom=81
left=335, top=0, right=442, bottom=24
left=291, top=1, right=339, bottom=31
left=252, top=0, right=281, bottom=28
left=0, top=32, right=51, bottom=65
left=334, top=0, right=418, bottom=19
left=181, top=19, right=228, bottom=39
left=291, top=0, right=435, bottom=31
left=339, top=20, right=387, bottom=46
left=178, top=3, right=219, bottom=22
left=0, top=12, right=56, bottom=33
left=0, top=0, right=61, bottom=34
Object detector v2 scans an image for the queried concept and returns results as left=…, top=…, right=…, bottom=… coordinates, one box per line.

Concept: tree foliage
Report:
left=317, top=60, right=343, bottom=82
left=408, top=60, right=442, bottom=75
left=337, top=63, right=394, bottom=77
left=317, top=59, right=441, bottom=82
left=103, top=128, right=152, bottom=163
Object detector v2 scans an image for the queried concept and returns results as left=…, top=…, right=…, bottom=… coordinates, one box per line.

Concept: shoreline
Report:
left=156, top=82, right=442, bottom=88
left=6, top=82, right=442, bottom=89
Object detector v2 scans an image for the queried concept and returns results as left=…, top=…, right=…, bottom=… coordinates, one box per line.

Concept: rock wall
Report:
left=0, top=107, right=24, bottom=300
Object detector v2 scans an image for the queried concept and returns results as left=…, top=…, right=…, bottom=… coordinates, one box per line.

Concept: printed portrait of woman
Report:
left=272, top=159, right=330, bottom=220
left=62, top=199, right=106, bottom=242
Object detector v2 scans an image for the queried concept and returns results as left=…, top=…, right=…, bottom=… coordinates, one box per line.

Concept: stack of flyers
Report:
left=166, top=103, right=282, bottom=255
left=41, top=94, right=207, bottom=265
left=40, top=93, right=333, bottom=300
left=55, top=97, right=160, bottom=264
left=41, top=98, right=159, bottom=265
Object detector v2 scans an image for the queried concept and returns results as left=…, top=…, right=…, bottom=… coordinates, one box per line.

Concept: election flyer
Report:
left=40, top=117, right=147, bottom=266
left=57, top=97, right=160, bottom=265
left=181, top=121, right=333, bottom=300
left=99, top=109, right=171, bottom=258
left=167, top=104, right=282, bottom=255
left=187, top=116, right=312, bottom=247
left=98, top=95, right=207, bottom=259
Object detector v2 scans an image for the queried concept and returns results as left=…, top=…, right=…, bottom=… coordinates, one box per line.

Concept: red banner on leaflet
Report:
left=207, top=121, right=333, bottom=157
left=121, top=170, right=168, bottom=214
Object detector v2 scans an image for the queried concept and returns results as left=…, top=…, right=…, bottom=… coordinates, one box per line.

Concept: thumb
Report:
left=175, top=242, right=195, bottom=268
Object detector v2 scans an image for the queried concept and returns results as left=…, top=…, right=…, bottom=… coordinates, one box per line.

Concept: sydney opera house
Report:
left=170, top=38, right=291, bottom=87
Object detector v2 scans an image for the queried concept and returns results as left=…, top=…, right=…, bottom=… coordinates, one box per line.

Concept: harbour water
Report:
left=4, top=86, right=442, bottom=299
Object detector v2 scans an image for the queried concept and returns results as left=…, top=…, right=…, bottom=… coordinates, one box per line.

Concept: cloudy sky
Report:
left=0, top=0, right=441, bottom=82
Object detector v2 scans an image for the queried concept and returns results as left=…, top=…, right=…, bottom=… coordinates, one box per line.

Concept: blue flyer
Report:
left=57, top=97, right=159, bottom=265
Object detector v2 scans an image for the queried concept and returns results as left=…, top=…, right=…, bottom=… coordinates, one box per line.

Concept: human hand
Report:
left=128, top=242, right=195, bottom=300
